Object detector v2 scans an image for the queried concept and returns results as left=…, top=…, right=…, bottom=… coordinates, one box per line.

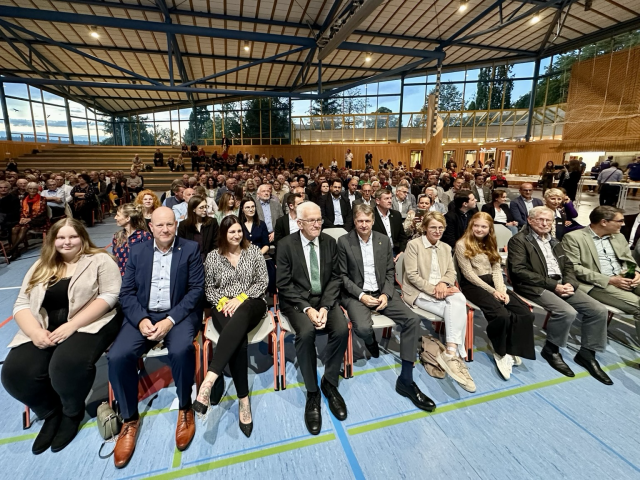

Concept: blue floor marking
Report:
left=534, top=391, right=640, bottom=473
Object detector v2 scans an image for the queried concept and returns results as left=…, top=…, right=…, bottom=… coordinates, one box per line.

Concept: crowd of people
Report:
left=1, top=148, right=640, bottom=468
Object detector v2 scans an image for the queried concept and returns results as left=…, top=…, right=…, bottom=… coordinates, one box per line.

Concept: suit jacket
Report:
left=507, top=225, right=578, bottom=297
left=442, top=208, right=478, bottom=248
left=274, top=213, right=295, bottom=244
left=401, top=237, right=456, bottom=306
left=177, top=219, right=219, bottom=258
left=341, top=190, right=362, bottom=207
left=481, top=203, right=516, bottom=225
left=337, top=230, right=396, bottom=301
left=120, top=236, right=204, bottom=327
left=471, top=184, right=492, bottom=204
left=276, top=231, right=341, bottom=312
left=321, top=194, right=353, bottom=231
left=562, top=228, right=635, bottom=293
left=372, top=207, right=407, bottom=253
left=255, top=197, right=283, bottom=231
left=10, top=253, right=121, bottom=348
left=353, top=197, right=375, bottom=208
left=621, top=213, right=640, bottom=248
left=510, top=196, right=543, bottom=228
left=392, top=195, right=417, bottom=217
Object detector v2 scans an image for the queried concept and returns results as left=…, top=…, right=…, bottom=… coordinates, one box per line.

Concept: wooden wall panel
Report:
left=1, top=141, right=64, bottom=160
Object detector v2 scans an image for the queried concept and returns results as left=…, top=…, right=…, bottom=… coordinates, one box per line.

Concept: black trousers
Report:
left=280, top=298, right=349, bottom=392
left=1, top=313, right=122, bottom=419
left=460, top=275, right=536, bottom=359
left=209, top=298, right=266, bottom=398
left=599, top=184, right=620, bottom=206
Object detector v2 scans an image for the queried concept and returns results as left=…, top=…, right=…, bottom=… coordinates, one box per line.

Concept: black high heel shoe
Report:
left=193, top=380, right=214, bottom=416
left=238, top=400, right=253, bottom=438
left=193, top=377, right=225, bottom=416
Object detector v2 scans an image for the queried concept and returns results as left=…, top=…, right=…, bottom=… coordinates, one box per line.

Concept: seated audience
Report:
left=341, top=178, right=362, bottom=207
left=0, top=179, right=20, bottom=241
left=563, top=206, right=640, bottom=340
left=321, top=179, right=353, bottom=232
left=163, top=183, right=185, bottom=209
left=167, top=156, right=176, bottom=171
left=423, top=186, right=447, bottom=214
left=507, top=206, right=610, bottom=384
left=176, top=154, right=186, bottom=172
left=274, top=193, right=304, bottom=245
left=338, top=204, right=434, bottom=411
left=353, top=182, right=375, bottom=208
left=177, top=195, right=219, bottom=264
left=311, top=180, right=330, bottom=205
left=442, top=177, right=464, bottom=205
left=510, top=183, right=543, bottom=228
left=193, top=215, right=269, bottom=437
left=442, top=190, right=478, bottom=248
left=41, top=178, right=67, bottom=219
left=172, top=188, right=195, bottom=224
left=1, top=218, right=122, bottom=454
left=215, top=192, right=238, bottom=223
left=471, top=173, right=491, bottom=210
left=402, top=211, right=475, bottom=392
left=455, top=212, right=535, bottom=379
left=126, top=170, right=143, bottom=197
left=372, top=188, right=407, bottom=258
left=134, top=189, right=161, bottom=230
left=109, top=207, right=204, bottom=468
left=112, top=203, right=152, bottom=276
left=482, top=189, right=518, bottom=235
left=493, top=173, right=508, bottom=188
left=238, top=197, right=269, bottom=255
left=392, top=182, right=416, bottom=219
left=153, top=148, right=164, bottom=167
left=9, top=182, right=49, bottom=260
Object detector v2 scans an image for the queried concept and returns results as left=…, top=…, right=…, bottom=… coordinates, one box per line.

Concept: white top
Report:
left=494, top=207, right=507, bottom=223
left=345, top=152, right=353, bottom=163
left=289, top=215, right=299, bottom=235
left=629, top=214, right=640, bottom=247
left=359, top=234, right=379, bottom=295
left=332, top=196, right=344, bottom=225
left=377, top=207, right=393, bottom=247
left=524, top=198, right=534, bottom=213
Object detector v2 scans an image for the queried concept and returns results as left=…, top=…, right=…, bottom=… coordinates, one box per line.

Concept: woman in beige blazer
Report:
left=1, top=218, right=122, bottom=455
left=402, top=211, right=476, bottom=393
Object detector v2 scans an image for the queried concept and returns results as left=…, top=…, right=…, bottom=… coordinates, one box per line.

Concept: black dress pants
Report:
left=460, top=275, right=536, bottom=359
left=280, top=298, right=349, bottom=392
left=1, top=313, right=122, bottom=419
left=208, top=298, right=267, bottom=398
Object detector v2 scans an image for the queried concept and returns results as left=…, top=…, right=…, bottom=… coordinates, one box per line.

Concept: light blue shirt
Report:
left=148, top=239, right=175, bottom=322
left=589, top=227, right=621, bottom=276
left=260, top=200, right=273, bottom=233
left=332, top=196, right=343, bottom=225
left=172, top=202, right=188, bottom=223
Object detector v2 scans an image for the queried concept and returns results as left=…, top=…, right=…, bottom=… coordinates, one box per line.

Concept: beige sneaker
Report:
left=494, top=353, right=513, bottom=380
left=512, top=355, right=522, bottom=366
left=436, top=351, right=466, bottom=384
left=453, top=357, right=476, bottom=393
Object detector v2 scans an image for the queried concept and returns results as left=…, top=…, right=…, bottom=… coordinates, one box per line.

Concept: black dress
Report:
left=42, top=278, right=72, bottom=331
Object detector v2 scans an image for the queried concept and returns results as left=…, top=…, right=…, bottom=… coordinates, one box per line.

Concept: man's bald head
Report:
left=150, top=207, right=177, bottom=249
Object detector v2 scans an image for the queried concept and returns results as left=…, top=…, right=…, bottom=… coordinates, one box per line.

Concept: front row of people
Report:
left=2, top=202, right=625, bottom=464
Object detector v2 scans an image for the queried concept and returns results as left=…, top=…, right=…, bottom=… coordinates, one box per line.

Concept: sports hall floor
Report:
left=0, top=191, right=639, bottom=480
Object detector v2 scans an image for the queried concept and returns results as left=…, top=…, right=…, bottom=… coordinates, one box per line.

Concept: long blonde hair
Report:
left=114, top=203, right=149, bottom=248
left=459, top=212, right=502, bottom=264
left=27, top=217, right=110, bottom=292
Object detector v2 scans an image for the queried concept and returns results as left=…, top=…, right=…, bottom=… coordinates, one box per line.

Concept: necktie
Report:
left=309, top=242, right=321, bottom=295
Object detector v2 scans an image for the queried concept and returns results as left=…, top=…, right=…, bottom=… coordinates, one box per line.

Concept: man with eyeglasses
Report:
left=508, top=206, right=610, bottom=385
left=563, top=206, right=640, bottom=343
left=354, top=183, right=375, bottom=208
left=276, top=202, right=349, bottom=436
left=392, top=183, right=416, bottom=219
left=510, top=182, right=543, bottom=228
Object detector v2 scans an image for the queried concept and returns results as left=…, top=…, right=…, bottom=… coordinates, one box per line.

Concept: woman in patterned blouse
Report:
left=111, top=203, right=152, bottom=276
left=70, top=174, right=97, bottom=227
left=193, top=215, right=268, bottom=438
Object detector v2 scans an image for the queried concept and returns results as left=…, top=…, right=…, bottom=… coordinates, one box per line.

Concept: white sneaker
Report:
left=437, top=352, right=476, bottom=392
left=512, top=355, right=522, bottom=366
left=494, top=353, right=513, bottom=380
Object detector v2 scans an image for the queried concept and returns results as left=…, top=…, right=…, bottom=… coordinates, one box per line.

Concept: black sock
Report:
left=307, top=389, right=320, bottom=398
left=578, top=347, right=595, bottom=360
left=544, top=340, right=559, bottom=354
left=124, top=412, right=139, bottom=423
left=399, top=360, right=414, bottom=385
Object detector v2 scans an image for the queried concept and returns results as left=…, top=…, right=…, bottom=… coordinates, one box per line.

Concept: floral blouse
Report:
left=111, top=229, right=153, bottom=276
left=204, top=244, right=268, bottom=307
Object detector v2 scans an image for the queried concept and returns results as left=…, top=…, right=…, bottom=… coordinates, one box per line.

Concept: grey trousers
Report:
left=521, top=289, right=608, bottom=352
left=342, top=294, right=421, bottom=362
left=588, top=284, right=640, bottom=339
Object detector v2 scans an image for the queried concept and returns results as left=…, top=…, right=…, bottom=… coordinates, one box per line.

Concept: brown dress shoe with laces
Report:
left=175, top=408, right=195, bottom=451
left=114, top=419, right=140, bottom=469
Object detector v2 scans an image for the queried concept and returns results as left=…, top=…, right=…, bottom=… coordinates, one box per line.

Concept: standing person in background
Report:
left=112, top=203, right=152, bottom=276
left=365, top=150, right=373, bottom=168
left=626, top=156, right=640, bottom=196
left=345, top=149, right=353, bottom=170
left=589, top=161, right=601, bottom=193
left=540, top=161, right=556, bottom=194
left=134, top=189, right=161, bottom=230
left=563, top=159, right=582, bottom=202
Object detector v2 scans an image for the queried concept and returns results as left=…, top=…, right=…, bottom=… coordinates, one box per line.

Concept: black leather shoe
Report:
left=574, top=353, right=613, bottom=385
left=365, top=339, right=380, bottom=358
left=321, top=377, right=347, bottom=421
left=304, top=391, right=322, bottom=435
left=395, top=379, right=436, bottom=412
left=541, top=348, right=575, bottom=377
left=211, top=376, right=225, bottom=406
left=32, top=410, right=62, bottom=455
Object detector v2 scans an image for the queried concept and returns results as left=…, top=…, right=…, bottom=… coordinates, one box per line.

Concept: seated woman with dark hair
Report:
left=454, top=212, right=535, bottom=380
left=311, top=179, right=330, bottom=205
left=1, top=218, right=122, bottom=454
left=9, top=181, right=49, bottom=260
left=238, top=196, right=275, bottom=292
left=193, top=215, right=269, bottom=439
left=177, top=195, right=219, bottom=264
left=112, top=203, right=152, bottom=276
left=70, top=173, right=97, bottom=228
left=481, top=189, right=519, bottom=235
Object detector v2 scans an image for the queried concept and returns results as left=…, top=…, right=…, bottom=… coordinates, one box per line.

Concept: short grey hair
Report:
left=528, top=206, right=554, bottom=219
left=544, top=188, right=563, bottom=199
left=296, top=201, right=320, bottom=220
left=374, top=188, right=392, bottom=200
left=353, top=203, right=374, bottom=219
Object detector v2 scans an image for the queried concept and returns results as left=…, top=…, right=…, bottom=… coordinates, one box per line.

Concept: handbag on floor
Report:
left=419, top=335, right=446, bottom=379
left=97, top=401, right=122, bottom=458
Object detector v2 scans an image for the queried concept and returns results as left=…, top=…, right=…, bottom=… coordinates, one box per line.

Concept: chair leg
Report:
left=108, top=382, right=115, bottom=409
left=607, top=311, right=613, bottom=327
left=271, top=332, right=279, bottom=391
left=279, top=330, right=287, bottom=390
left=0, top=241, right=8, bottom=265
left=193, top=339, right=201, bottom=390
left=542, top=312, right=551, bottom=331
left=23, top=406, right=31, bottom=430
left=268, top=334, right=274, bottom=356
left=466, top=309, right=474, bottom=362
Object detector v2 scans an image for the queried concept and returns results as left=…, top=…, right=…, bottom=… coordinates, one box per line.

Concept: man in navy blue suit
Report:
left=108, top=206, right=204, bottom=469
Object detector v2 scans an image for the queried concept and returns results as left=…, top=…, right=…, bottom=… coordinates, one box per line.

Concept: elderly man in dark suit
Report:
left=108, top=207, right=204, bottom=468
left=337, top=204, right=435, bottom=412
left=341, top=178, right=362, bottom=207
left=255, top=183, right=283, bottom=242
left=276, top=202, right=349, bottom=436
left=510, top=182, right=543, bottom=228
left=353, top=183, right=375, bottom=208
left=372, top=188, right=407, bottom=259
left=321, top=178, right=353, bottom=231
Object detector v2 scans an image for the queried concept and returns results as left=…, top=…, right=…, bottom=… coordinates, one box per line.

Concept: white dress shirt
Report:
left=289, top=214, right=300, bottom=235
left=300, top=232, right=320, bottom=282
left=377, top=207, right=393, bottom=247
left=532, top=232, right=562, bottom=276
left=524, top=198, right=534, bottom=213
left=358, top=234, right=378, bottom=299
left=332, top=196, right=344, bottom=225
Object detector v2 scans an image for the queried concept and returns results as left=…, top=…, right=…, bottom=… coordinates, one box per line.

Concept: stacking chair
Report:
left=493, top=223, right=513, bottom=252
left=322, top=227, right=349, bottom=241
left=201, top=310, right=279, bottom=391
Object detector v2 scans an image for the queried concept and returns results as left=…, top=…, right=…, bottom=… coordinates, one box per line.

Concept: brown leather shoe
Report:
left=175, top=408, right=195, bottom=451
left=113, top=419, right=140, bottom=469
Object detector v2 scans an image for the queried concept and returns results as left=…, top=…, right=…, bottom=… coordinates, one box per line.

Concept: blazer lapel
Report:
left=583, top=230, right=600, bottom=269
left=69, top=255, right=92, bottom=290
left=169, top=237, right=183, bottom=304
left=371, top=232, right=386, bottom=287
left=348, top=231, right=365, bottom=280
left=293, top=233, right=310, bottom=284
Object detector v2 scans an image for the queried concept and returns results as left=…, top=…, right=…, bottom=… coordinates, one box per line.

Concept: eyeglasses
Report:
left=299, top=218, right=324, bottom=225
left=427, top=226, right=445, bottom=232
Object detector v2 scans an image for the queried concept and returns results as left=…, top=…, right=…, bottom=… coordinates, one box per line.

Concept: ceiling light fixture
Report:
left=243, top=41, right=250, bottom=52
left=365, top=53, right=372, bottom=62
left=459, top=0, right=468, bottom=12
left=531, top=15, right=540, bottom=24
left=89, top=26, right=99, bottom=38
